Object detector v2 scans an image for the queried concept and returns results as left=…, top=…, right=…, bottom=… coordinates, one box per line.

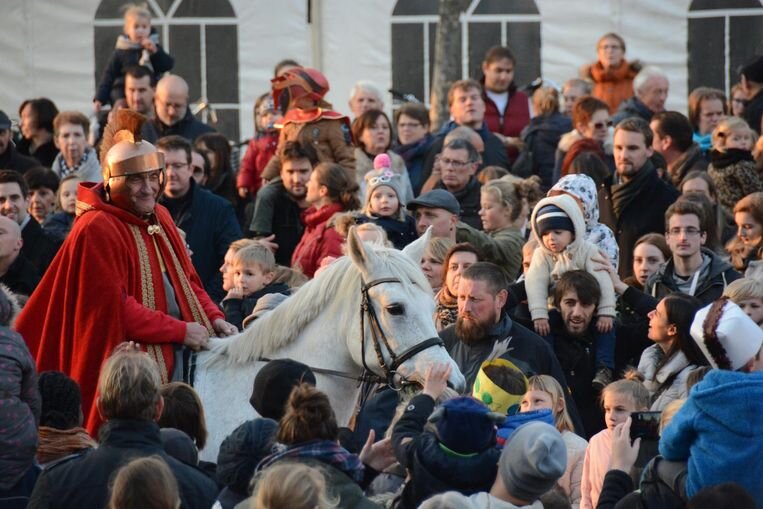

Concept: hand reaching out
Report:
left=359, top=429, right=396, bottom=472
left=596, top=315, right=614, bottom=334
left=534, top=318, right=550, bottom=337
left=423, top=363, right=452, bottom=401
left=610, top=417, right=640, bottom=473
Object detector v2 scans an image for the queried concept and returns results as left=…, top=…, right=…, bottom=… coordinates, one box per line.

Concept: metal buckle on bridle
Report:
left=360, top=277, right=445, bottom=389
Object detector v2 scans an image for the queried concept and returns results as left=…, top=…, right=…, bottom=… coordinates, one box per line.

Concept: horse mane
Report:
left=206, top=245, right=430, bottom=365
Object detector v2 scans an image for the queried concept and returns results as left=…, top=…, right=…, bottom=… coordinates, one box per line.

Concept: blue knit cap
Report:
left=429, top=396, right=501, bottom=455
left=535, top=204, right=574, bottom=237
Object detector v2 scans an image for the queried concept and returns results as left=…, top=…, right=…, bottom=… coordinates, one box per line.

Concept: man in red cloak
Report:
left=16, top=110, right=238, bottom=435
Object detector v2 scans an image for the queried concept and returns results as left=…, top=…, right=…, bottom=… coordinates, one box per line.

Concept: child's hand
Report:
left=610, top=417, right=640, bottom=473
left=225, top=287, right=244, bottom=300
left=422, top=363, right=452, bottom=401
left=141, top=39, right=157, bottom=53
left=534, top=318, right=550, bottom=337
left=238, top=187, right=250, bottom=199
left=93, top=100, right=102, bottom=113
left=596, top=315, right=614, bottom=334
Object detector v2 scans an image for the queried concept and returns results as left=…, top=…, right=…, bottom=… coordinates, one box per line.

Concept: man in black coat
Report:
left=0, top=112, right=37, bottom=174
left=157, top=136, right=241, bottom=302
left=153, top=75, right=215, bottom=142
left=28, top=347, right=218, bottom=509
left=599, top=117, right=679, bottom=278
left=0, top=171, right=60, bottom=276
left=431, top=138, right=482, bottom=229
left=741, top=55, right=763, bottom=134
left=440, top=262, right=584, bottom=434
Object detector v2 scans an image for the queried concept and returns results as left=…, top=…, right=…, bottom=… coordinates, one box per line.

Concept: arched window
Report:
left=94, top=0, right=240, bottom=141
left=688, top=0, right=763, bottom=96
left=391, top=0, right=541, bottom=105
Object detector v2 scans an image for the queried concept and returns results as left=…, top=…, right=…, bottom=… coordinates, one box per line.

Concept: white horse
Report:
left=194, top=229, right=466, bottom=461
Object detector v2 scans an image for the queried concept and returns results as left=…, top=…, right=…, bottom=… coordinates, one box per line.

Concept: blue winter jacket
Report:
left=659, top=369, right=763, bottom=499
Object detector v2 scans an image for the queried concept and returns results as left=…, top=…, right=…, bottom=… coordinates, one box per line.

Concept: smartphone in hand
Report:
left=630, top=411, right=662, bottom=441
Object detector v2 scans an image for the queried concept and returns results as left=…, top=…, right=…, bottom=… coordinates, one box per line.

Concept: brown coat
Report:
left=581, top=59, right=642, bottom=114
left=261, top=118, right=356, bottom=181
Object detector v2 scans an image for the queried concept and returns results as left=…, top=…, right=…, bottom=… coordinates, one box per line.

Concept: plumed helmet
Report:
left=99, top=109, right=165, bottom=182
left=271, top=66, right=332, bottom=112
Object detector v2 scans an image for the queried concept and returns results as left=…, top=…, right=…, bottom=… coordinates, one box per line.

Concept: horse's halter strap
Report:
left=360, top=277, right=444, bottom=389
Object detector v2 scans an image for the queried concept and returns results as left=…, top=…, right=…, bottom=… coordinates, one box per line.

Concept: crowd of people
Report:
left=1, top=4, right=763, bottom=508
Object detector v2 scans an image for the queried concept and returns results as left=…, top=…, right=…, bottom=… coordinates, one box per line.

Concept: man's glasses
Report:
left=667, top=227, right=702, bottom=236
left=440, top=158, right=470, bottom=169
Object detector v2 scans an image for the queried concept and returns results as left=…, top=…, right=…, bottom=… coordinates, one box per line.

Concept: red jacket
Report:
left=291, top=202, right=345, bottom=278
left=482, top=88, right=530, bottom=162
left=17, top=182, right=223, bottom=435
left=237, top=132, right=279, bottom=195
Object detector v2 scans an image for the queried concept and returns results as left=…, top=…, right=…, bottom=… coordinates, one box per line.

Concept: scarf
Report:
left=115, top=33, right=157, bottom=69
left=54, top=148, right=95, bottom=178
left=709, top=148, right=754, bottom=169
left=394, top=133, right=434, bottom=164
left=36, top=426, right=97, bottom=465
left=257, top=440, right=365, bottom=482
left=693, top=132, right=712, bottom=154
left=435, top=287, right=458, bottom=329
left=611, top=160, right=655, bottom=218
left=589, top=59, right=639, bottom=83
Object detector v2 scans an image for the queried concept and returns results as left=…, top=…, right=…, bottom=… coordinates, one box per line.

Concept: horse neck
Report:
left=271, top=289, right=362, bottom=375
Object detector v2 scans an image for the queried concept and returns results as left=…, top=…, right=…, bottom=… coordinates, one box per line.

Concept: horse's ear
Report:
left=347, top=225, right=380, bottom=275
left=401, top=226, right=432, bottom=263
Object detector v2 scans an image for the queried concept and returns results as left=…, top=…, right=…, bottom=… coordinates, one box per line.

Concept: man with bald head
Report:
left=153, top=74, right=215, bottom=142
left=0, top=215, right=40, bottom=298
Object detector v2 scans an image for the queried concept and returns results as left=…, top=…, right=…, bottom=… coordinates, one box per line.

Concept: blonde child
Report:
left=42, top=174, right=81, bottom=240
left=108, top=456, right=180, bottom=509
left=94, top=4, right=174, bottom=110
left=360, top=160, right=417, bottom=249
left=722, top=277, right=763, bottom=327
left=707, top=117, right=763, bottom=212
left=521, top=375, right=588, bottom=509
left=580, top=379, right=650, bottom=509
left=252, top=462, right=338, bottom=509
left=219, top=239, right=257, bottom=295
left=222, top=243, right=289, bottom=329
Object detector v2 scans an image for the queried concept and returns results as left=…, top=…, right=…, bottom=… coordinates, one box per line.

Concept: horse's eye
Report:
left=386, top=304, right=405, bottom=316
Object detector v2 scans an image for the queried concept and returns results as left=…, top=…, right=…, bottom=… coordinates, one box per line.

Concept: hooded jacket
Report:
left=659, top=369, right=763, bottom=499
left=520, top=112, right=572, bottom=188
left=526, top=194, right=616, bottom=321
left=645, top=247, right=740, bottom=306
left=550, top=174, right=619, bottom=270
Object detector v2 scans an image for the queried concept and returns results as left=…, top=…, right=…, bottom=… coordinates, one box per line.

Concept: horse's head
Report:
left=345, top=227, right=466, bottom=392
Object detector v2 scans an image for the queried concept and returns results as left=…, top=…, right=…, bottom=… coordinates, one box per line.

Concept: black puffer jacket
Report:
left=519, top=111, right=572, bottom=188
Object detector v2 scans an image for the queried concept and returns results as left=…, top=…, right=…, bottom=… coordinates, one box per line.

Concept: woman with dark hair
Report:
left=158, top=382, right=208, bottom=451
left=18, top=98, right=60, bottom=167
left=36, top=371, right=96, bottom=466
left=292, top=162, right=360, bottom=278
left=194, top=133, right=237, bottom=206
left=637, top=294, right=709, bottom=410
left=254, top=384, right=381, bottom=509
left=681, top=170, right=736, bottom=247
left=352, top=109, right=413, bottom=204
left=562, top=140, right=610, bottom=188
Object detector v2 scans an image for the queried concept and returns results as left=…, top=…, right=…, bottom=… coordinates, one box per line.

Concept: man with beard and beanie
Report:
left=599, top=117, right=679, bottom=278
left=16, top=110, right=237, bottom=437
left=249, top=141, right=318, bottom=266
left=440, top=262, right=584, bottom=434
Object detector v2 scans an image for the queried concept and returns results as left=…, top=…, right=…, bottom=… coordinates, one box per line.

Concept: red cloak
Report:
left=16, top=182, right=224, bottom=435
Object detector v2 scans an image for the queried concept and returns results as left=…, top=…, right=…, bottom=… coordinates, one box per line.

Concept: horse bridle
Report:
left=359, top=277, right=445, bottom=389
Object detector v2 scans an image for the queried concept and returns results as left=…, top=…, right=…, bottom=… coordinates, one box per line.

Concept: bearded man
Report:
left=439, top=262, right=582, bottom=431
left=16, top=110, right=237, bottom=435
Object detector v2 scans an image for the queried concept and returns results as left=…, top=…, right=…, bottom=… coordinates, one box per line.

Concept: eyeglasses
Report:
left=368, top=170, right=395, bottom=186
left=398, top=122, right=422, bottom=129
left=166, top=162, right=189, bottom=171
left=592, top=120, right=613, bottom=129
left=667, top=227, right=703, bottom=236
left=440, top=158, right=470, bottom=168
